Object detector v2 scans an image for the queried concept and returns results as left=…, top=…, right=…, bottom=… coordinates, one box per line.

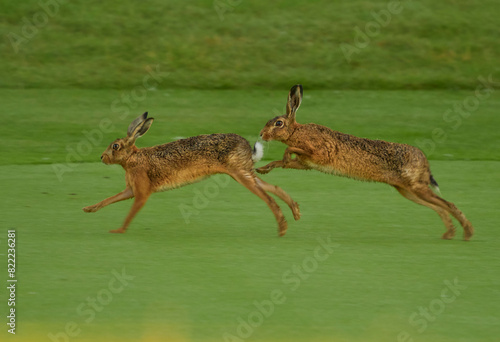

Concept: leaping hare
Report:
left=83, top=112, right=300, bottom=235
left=257, top=85, right=474, bottom=241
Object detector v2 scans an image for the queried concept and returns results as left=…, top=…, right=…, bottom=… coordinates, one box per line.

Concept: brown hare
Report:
left=257, top=85, right=474, bottom=241
left=83, top=112, right=300, bottom=235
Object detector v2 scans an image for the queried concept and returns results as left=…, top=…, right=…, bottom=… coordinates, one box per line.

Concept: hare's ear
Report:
left=129, top=118, right=154, bottom=141
left=127, top=112, right=154, bottom=142
left=127, top=112, right=149, bottom=137
left=285, top=84, right=303, bottom=122
left=136, top=118, right=154, bottom=138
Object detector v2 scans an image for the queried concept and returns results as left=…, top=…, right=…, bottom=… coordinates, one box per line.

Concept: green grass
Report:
left=1, top=0, right=499, bottom=90
left=1, top=162, right=499, bottom=342
left=1, top=89, right=499, bottom=341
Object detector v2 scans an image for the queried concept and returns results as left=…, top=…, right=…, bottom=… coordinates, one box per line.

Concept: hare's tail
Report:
left=252, top=141, right=264, bottom=163
left=430, top=174, right=441, bottom=195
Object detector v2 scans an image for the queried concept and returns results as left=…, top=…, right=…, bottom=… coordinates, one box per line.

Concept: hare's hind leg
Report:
left=229, top=170, right=288, bottom=236
left=255, top=177, right=301, bottom=221
left=409, top=185, right=474, bottom=241
left=395, top=186, right=456, bottom=239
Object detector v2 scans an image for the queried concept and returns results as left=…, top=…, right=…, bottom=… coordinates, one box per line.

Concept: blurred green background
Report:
left=1, top=1, right=500, bottom=342
left=1, top=0, right=499, bottom=90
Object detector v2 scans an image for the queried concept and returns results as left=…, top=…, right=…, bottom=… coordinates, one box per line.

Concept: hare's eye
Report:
left=112, top=143, right=120, bottom=150
left=275, top=120, right=284, bottom=127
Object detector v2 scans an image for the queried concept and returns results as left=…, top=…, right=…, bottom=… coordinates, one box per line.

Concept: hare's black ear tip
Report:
left=143, top=111, right=148, bottom=118
left=290, top=84, right=303, bottom=92
left=290, top=84, right=303, bottom=97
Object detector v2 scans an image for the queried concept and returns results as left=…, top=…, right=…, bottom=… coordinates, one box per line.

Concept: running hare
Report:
left=257, top=85, right=474, bottom=240
left=83, top=112, right=300, bottom=235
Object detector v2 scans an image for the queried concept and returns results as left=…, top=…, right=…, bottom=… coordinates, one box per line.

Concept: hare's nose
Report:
left=100, top=155, right=104, bottom=160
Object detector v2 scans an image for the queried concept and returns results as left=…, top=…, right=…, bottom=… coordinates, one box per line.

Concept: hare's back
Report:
left=150, top=133, right=251, bottom=162
left=298, top=124, right=426, bottom=173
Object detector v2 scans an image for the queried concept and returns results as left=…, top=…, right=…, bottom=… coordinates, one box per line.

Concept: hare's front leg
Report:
left=109, top=185, right=151, bottom=234
left=256, top=160, right=284, bottom=174
left=281, top=147, right=311, bottom=170
left=256, top=147, right=311, bottom=174
left=83, top=187, right=134, bottom=213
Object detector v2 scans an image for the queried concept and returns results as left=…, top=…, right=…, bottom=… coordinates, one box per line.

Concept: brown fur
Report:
left=257, top=85, right=474, bottom=240
left=83, top=112, right=300, bottom=235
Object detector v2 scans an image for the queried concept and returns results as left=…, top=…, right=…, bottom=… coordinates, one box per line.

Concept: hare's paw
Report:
left=463, top=225, right=474, bottom=241
left=256, top=165, right=272, bottom=174
left=257, top=160, right=284, bottom=174
left=109, top=228, right=126, bottom=234
left=292, top=201, right=301, bottom=221
left=83, top=205, right=99, bottom=213
left=278, top=217, right=288, bottom=237
left=441, top=228, right=456, bottom=240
